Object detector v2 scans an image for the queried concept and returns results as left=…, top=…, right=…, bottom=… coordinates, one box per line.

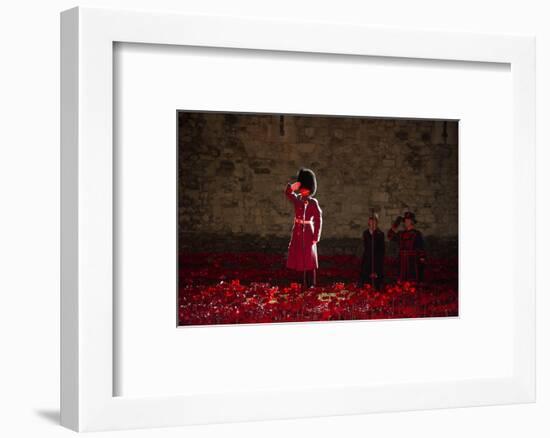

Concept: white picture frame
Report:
left=60, top=6, right=536, bottom=432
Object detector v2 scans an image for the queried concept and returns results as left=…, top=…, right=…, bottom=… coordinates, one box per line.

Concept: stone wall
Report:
left=178, top=112, right=458, bottom=256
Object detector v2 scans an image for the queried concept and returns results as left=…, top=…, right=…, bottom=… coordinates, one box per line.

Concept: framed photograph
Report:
left=61, top=7, right=536, bottom=432
left=177, top=110, right=459, bottom=327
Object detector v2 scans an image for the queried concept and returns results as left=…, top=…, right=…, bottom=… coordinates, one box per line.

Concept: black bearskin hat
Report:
left=296, top=168, right=317, bottom=196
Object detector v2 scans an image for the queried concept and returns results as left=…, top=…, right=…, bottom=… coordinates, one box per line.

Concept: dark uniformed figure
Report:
left=387, top=211, right=426, bottom=282
left=358, top=213, right=385, bottom=290
left=284, top=168, right=323, bottom=288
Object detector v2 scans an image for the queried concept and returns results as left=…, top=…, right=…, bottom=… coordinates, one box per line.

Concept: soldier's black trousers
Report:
left=300, top=269, right=316, bottom=288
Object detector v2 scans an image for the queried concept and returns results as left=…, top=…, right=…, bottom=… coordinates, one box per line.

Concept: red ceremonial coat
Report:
left=387, top=227, right=426, bottom=281
left=284, top=183, right=323, bottom=271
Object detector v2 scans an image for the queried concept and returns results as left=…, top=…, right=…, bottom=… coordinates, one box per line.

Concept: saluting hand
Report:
left=393, top=216, right=403, bottom=228
left=290, top=181, right=301, bottom=191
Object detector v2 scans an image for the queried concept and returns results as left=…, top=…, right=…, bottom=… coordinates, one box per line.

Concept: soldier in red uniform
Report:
left=284, top=168, right=323, bottom=289
left=387, top=211, right=426, bottom=282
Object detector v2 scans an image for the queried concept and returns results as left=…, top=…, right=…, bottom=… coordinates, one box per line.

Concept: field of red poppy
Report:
left=178, top=253, right=458, bottom=326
